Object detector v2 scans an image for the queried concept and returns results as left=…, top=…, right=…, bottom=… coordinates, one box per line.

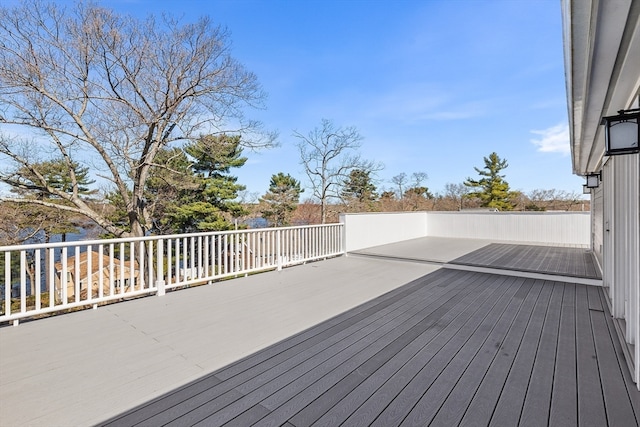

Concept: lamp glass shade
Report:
left=586, top=174, right=599, bottom=188
left=604, top=112, right=640, bottom=155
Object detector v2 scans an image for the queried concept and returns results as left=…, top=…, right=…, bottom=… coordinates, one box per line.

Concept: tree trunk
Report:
left=321, top=199, right=327, bottom=224
left=128, top=209, right=146, bottom=238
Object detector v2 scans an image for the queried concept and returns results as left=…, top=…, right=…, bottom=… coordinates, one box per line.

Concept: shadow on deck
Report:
left=1, top=238, right=637, bottom=426
left=101, top=240, right=638, bottom=427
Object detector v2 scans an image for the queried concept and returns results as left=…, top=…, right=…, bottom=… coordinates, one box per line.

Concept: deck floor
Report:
left=104, top=270, right=638, bottom=426
left=449, top=243, right=602, bottom=279
left=1, top=239, right=637, bottom=426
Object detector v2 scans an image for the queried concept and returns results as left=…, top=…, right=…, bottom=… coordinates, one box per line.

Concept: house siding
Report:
left=601, top=152, right=640, bottom=386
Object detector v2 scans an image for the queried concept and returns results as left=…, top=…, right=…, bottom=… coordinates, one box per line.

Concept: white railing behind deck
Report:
left=0, top=224, right=344, bottom=325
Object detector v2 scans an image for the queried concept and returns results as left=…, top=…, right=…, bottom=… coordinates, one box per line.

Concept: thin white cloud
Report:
left=354, top=84, right=488, bottom=124
left=530, top=123, right=570, bottom=155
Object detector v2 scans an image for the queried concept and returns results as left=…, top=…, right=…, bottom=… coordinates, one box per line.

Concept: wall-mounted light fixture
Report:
left=583, top=184, right=590, bottom=194
left=586, top=172, right=600, bottom=188
left=601, top=108, right=640, bottom=155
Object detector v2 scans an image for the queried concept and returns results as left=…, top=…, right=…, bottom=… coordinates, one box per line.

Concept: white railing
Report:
left=0, top=224, right=344, bottom=325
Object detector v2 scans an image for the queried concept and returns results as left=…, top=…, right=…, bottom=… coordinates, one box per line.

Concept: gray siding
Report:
left=602, top=152, right=640, bottom=387
left=592, top=180, right=604, bottom=267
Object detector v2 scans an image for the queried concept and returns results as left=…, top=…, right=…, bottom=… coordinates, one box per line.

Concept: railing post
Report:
left=156, top=238, right=165, bottom=296
left=277, top=229, right=283, bottom=271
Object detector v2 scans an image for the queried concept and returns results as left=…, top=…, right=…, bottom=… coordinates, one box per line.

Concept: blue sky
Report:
left=95, top=0, right=582, bottom=198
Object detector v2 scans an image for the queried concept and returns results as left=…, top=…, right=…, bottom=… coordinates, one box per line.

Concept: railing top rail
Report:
left=0, top=223, right=344, bottom=252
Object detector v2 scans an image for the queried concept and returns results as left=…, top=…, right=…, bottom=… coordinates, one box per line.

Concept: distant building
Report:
left=54, top=251, right=139, bottom=300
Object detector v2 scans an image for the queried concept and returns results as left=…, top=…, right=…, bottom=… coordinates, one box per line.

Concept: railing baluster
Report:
left=19, top=251, right=26, bottom=314
left=166, top=238, right=173, bottom=287
left=238, top=232, right=242, bottom=272
left=4, top=252, right=10, bottom=317
left=61, top=247, right=68, bottom=305
left=197, top=235, right=203, bottom=279
left=156, top=238, right=165, bottom=296
left=189, top=236, right=195, bottom=280
left=175, top=238, right=180, bottom=285
left=137, top=241, right=143, bottom=291
left=73, top=246, right=80, bottom=303
left=216, top=235, right=222, bottom=278
left=35, top=249, right=41, bottom=310
left=204, top=235, right=210, bottom=278
left=146, top=240, right=152, bottom=290
left=223, top=234, right=228, bottom=274
left=86, top=245, right=92, bottom=302
left=129, top=241, right=135, bottom=292
left=48, top=248, right=55, bottom=308
left=98, top=245, right=104, bottom=299
left=265, top=230, right=269, bottom=266
left=119, top=243, right=125, bottom=295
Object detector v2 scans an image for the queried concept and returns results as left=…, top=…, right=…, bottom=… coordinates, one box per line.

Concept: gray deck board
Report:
left=100, top=267, right=639, bottom=427
left=594, top=306, right=639, bottom=426
left=575, top=284, right=608, bottom=427
left=104, top=270, right=446, bottom=427
left=397, top=277, right=533, bottom=426
left=518, top=282, right=564, bottom=427
left=196, top=272, right=474, bottom=426
left=549, top=282, right=577, bottom=426
left=199, top=280, right=465, bottom=426
left=427, top=278, right=544, bottom=426
left=309, top=273, right=505, bottom=427
left=471, top=280, right=554, bottom=427
left=278, top=272, right=495, bottom=427
left=367, top=275, right=525, bottom=427
left=450, top=243, right=602, bottom=279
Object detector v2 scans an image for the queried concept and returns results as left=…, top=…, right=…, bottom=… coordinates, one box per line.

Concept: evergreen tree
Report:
left=259, top=173, right=303, bottom=227
left=341, top=169, right=378, bottom=203
left=464, top=152, right=516, bottom=211
left=12, top=158, right=93, bottom=239
left=164, top=134, right=249, bottom=232
left=4, top=159, right=96, bottom=294
left=13, top=158, right=95, bottom=199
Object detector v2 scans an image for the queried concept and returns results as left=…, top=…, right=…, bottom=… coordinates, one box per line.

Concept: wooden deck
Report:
left=449, top=243, right=602, bottom=279
left=103, top=268, right=638, bottom=425
left=1, top=240, right=638, bottom=426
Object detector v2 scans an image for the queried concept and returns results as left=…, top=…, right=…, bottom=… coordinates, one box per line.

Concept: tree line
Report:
left=0, top=1, right=586, bottom=248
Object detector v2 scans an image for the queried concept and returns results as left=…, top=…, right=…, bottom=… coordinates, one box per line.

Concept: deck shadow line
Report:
left=348, top=245, right=603, bottom=287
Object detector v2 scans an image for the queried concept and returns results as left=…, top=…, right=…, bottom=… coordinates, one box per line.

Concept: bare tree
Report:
left=411, top=172, right=429, bottom=188
left=444, top=182, right=470, bottom=211
left=527, top=188, right=583, bottom=211
left=294, top=119, right=381, bottom=223
left=0, top=1, right=275, bottom=237
left=391, top=173, right=408, bottom=200
left=391, top=172, right=428, bottom=211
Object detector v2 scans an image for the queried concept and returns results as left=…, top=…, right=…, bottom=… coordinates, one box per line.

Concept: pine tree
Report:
left=341, top=169, right=378, bottom=203
left=259, top=173, right=303, bottom=227
left=165, top=135, right=249, bottom=232
left=464, top=152, right=516, bottom=211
